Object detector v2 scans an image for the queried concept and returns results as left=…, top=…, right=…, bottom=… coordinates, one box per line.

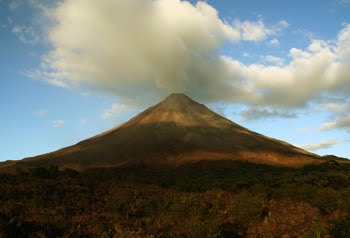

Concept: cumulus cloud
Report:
left=27, top=0, right=290, bottom=105
left=53, top=119, right=64, bottom=128
left=237, top=32, right=350, bottom=108
left=27, top=0, right=350, bottom=114
left=300, top=140, right=342, bottom=151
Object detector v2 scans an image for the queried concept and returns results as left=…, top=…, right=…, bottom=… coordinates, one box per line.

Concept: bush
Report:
left=227, top=192, right=267, bottom=225
left=247, top=200, right=320, bottom=237
left=330, top=216, right=350, bottom=238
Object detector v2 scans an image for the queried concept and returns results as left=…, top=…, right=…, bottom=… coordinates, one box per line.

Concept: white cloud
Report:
left=29, top=0, right=247, bottom=102
left=12, top=25, right=39, bottom=44
left=233, top=27, right=350, bottom=108
left=268, top=38, right=280, bottom=46
left=100, top=103, right=130, bottom=120
left=300, top=140, right=342, bottom=151
left=27, top=0, right=350, bottom=116
left=53, top=119, right=64, bottom=128
left=337, top=25, right=350, bottom=62
left=233, top=20, right=267, bottom=41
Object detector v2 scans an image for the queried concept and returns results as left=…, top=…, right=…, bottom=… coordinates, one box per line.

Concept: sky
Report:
left=0, top=0, right=350, bottom=161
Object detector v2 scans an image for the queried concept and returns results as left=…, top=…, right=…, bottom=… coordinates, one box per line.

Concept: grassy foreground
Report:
left=1, top=160, right=350, bottom=237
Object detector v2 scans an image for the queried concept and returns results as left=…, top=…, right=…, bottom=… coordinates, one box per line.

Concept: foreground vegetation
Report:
left=1, top=160, right=350, bottom=237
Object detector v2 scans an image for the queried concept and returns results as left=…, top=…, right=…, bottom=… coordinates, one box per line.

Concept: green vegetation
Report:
left=1, top=160, right=350, bottom=237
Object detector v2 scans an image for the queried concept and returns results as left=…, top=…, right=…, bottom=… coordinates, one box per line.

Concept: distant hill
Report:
left=0, top=93, right=321, bottom=171
left=321, top=154, right=349, bottom=161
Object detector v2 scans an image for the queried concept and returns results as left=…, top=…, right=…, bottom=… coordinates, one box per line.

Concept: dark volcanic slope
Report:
left=2, top=93, right=320, bottom=170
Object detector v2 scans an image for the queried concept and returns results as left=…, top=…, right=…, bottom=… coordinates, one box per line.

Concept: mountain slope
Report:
left=2, top=93, right=320, bottom=170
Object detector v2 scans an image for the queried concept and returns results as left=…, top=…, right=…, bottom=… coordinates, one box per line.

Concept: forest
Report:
left=1, top=159, right=350, bottom=237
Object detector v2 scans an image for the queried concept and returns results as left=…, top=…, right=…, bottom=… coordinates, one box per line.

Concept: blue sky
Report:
left=1, top=0, right=350, bottom=161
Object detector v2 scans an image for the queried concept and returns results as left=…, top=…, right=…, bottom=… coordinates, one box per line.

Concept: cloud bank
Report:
left=29, top=0, right=350, bottom=117
left=320, top=116, right=350, bottom=132
left=240, top=107, right=296, bottom=121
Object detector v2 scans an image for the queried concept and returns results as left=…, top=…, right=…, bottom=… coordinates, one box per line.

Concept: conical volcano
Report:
left=3, top=93, right=320, bottom=170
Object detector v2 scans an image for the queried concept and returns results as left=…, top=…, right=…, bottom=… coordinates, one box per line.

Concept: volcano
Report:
left=2, top=93, right=320, bottom=171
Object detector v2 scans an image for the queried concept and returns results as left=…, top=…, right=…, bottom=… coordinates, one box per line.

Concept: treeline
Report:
left=0, top=160, right=350, bottom=237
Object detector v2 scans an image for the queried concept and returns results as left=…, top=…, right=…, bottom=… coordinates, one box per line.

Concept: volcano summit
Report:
left=2, top=93, right=320, bottom=171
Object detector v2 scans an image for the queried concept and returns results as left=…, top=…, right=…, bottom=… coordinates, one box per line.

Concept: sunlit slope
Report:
left=1, top=93, right=320, bottom=171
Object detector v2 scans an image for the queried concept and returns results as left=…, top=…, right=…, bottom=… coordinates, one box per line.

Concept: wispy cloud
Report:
left=9, top=0, right=20, bottom=11
left=300, top=140, right=342, bottom=151
left=337, top=0, right=350, bottom=4
left=297, top=127, right=310, bottom=134
left=100, top=103, right=130, bottom=120
left=240, top=107, right=296, bottom=121
left=80, top=117, right=88, bottom=126
left=293, top=29, right=315, bottom=40
left=12, top=25, right=39, bottom=44
left=233, top=19, right=288, bottom=42
left=53, top=119, right=64, bottom=128
left=267, top=38, right=280, bottom=47
left=100, top=112, right=113, bottom=120
left=32, top=109, right=48, bottom=117
left=24, top=70, right=70, bottom=89
left=261, top=55, right=285, bottom=66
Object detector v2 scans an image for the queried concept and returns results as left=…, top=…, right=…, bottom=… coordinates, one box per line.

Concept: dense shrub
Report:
left=1, top=162, right=350, bottom=237
left=247, top=200, right=321, bottom=237
left=330, top=216, right=350, bottom=238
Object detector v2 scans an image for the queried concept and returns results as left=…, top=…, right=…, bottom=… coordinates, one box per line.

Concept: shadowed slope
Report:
left=1, top=93, right=320, bottom=171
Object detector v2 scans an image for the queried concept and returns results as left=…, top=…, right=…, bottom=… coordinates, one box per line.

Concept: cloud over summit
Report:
left=29, top=0, right=350, bottom=118
left=31, top=0, right=243, bottom=102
